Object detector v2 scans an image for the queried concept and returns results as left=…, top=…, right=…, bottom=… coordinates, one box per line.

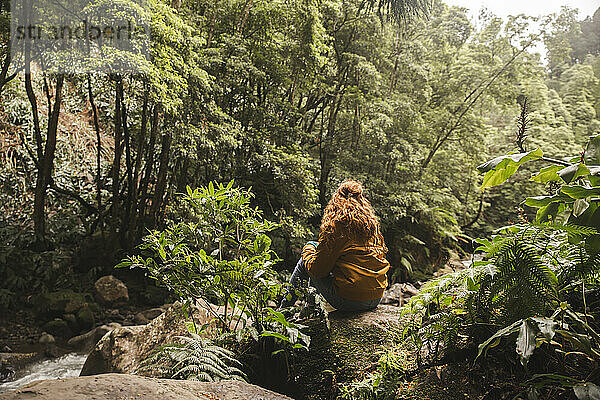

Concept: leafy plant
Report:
left=139, top=333, right=247, bottom=382
left=118, top=181, right=281, bottom=334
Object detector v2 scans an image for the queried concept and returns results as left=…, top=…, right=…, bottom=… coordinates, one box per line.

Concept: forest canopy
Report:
left=0, top=0, right=598, bottom=306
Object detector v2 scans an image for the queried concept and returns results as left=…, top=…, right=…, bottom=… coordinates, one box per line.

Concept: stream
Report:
left=0, top=353, right=87, bottom=394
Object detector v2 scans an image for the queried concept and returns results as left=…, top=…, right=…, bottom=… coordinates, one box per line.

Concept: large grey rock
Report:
left=94, top=275, right=129, bottom=305
left=80, top=302, right=220, bottom=376
left=0, top=373, right=292, bottom=400
left=67, top=323, right=121, bottom=352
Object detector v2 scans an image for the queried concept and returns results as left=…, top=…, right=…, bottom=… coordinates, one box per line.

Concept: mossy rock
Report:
left=35, top=290, right=95, bottom=318
left=289, top=305, right=401, bottom=400
left=43, top=318, right=72, bottom=338
left=77, top=306, right=95, bottom=331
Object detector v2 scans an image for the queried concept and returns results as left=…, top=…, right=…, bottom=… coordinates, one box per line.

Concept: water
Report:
left=0, top=353, right=87, bottom=394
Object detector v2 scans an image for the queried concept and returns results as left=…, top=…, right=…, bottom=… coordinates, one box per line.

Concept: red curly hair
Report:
left=319, top=179, right=387, bottom=254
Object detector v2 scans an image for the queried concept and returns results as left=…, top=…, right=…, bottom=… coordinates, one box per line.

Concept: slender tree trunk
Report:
left=87, top=75, right=102, bottom=214
left=128, top=86, right=149, bottom=236
left=33, top=75, right=65, bottom=247
left=121, top=100, right=133, bottom=244
left=318, top=93, right=343, bottom=210
left=111, top=76, right=124, bottom=233
left=138, top=104, right=160, bottom=220
left=150, top=127, right=171, bottom=226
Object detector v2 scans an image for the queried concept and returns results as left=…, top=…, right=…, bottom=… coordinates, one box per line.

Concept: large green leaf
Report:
left=478, top=149, right=543, bottom=189
left=562, top=185, right=600, bottom=199
left=531, top=165, right=563, bottom=183
left=525, top=193, right=573, bottom=208
left=476, top=319, right=522, bottom=360
left=536, top=202, right=564, bottom=223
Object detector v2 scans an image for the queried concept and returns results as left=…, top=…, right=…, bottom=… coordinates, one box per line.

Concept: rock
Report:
left=76, top=305, right=95, bottom=331
left=94, top=275, right=129, bottom=305
left=402, top=282, right=420, bottom=296
left=43, top=344, right=61, bottom=358
left=143, top=307, right=165, bottom=320
left=67, top=323, right=121, bottom=352
left=38, top=333, right=55, bottom=345
left=290, top=305, right=403, bottom=400
left=134, top=312, right=150, bottom=325
left=63, top=313, right=79, bottom=333
left=381, top=283, right=404, bottom=305
left=80, top=302, right=219, bottom=376
left=34, top=290, right=94, bottom=318
left=0, top=373, right=292, bottom=400
left=42, top=319, right=72, bottom=338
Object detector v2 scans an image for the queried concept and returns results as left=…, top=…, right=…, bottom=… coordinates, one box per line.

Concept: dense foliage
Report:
left=2, top=0, right=599, bottom=310
left=0, top=0, right=599, bottom=397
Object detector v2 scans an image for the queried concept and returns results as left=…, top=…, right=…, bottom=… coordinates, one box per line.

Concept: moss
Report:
left=35, top=290, right=95, bottom=318
left=289, top=313, right=398, bottom=400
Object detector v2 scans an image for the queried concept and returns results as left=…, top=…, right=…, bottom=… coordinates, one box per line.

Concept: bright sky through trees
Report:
left=443, top=0, right=598, bottom=19
left=443, top=0, right=599, bottom=61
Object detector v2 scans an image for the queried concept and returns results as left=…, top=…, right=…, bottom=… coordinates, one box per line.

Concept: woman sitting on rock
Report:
left=281, top=179, right=390, bottom=311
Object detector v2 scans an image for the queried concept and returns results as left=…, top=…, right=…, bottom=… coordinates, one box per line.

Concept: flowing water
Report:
left=0, top=353, right=87, bottom=394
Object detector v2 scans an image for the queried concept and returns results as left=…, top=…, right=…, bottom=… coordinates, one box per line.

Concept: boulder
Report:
left=42, top=319, right=71, bottom=338
left=289, top=305, right=403, bottom=400
left=38, top=333, right=55, bottom=345
left=94, top=275, right=129, bottom=305
left=134, top=312, right=150, bottom=325
left=76, top=305, right=95, bottom=331
left=0, top=373, right=292, bottom=400
left=34, top=290, right=94, bottom=318
left=80, top=303, right=218, bottom=376
left=143, top=307, right=165, bottom=320
left=67, top=323, right=121, bottom=352
left=381, top=283, right=404, bottom=305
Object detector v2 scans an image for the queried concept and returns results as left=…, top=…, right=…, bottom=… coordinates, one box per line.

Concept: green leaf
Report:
left=584, top=134, right=600, bottom=165
left=400, top=257, right=412, bottom=273
left=536, top=202, right=563, bottom=223
left=478, top=149, right=543, bottom=189
left=476, top=319, right=522, bottom=360
left=260, top=331, right=289, bottom=342
left=531, top=165, right=563, bottom=183
left=524, top=193, right=573, bottom=208
left=531, top=317, right=556, bottom=341
left=561, top=185, right=600, bottom=199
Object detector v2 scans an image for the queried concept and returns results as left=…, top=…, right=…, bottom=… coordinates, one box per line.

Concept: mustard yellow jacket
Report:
left=301, top=230, right=390, bottom=301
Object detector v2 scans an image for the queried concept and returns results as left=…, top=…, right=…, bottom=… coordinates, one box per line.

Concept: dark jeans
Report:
left=286, top=257, right=380, bottom=312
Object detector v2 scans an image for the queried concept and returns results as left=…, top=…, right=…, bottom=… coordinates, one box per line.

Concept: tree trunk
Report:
left=111, top=76, right=124, bottom=233
left=138, top=104, right=160, bottom=221
left=150, top=127, right=171, bottom=227
left=33, top=75, right=65, bottom=248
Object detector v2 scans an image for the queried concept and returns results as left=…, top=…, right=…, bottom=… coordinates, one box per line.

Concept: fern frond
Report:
left=140, top=334, right=246, bottom=382
left=479, top=239, right=558, bottom=324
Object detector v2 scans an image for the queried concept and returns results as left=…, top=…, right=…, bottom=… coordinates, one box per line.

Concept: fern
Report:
left=476, top=238, right=558, bottom=324
left=139, top=333, right=247, bottom=382
left=559, top=248, right=600, bottom=286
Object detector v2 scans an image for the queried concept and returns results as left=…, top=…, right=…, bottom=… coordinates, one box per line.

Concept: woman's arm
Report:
left=301, top=231, right=348, bottom=279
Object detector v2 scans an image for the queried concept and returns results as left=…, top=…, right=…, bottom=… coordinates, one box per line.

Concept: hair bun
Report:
left=338, top=179, right=363, bottom=198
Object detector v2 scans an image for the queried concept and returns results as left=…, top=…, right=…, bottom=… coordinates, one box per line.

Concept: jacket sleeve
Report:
left=301, top=231, right=347, bottom=279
